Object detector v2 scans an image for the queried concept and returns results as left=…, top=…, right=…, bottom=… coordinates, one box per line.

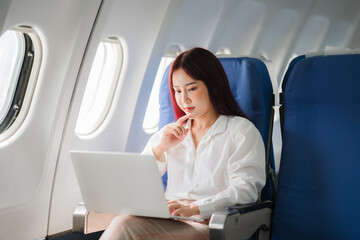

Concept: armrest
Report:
left=226, top=200, right=274, bottom=213
left=209, top=201, right=274, bottom=240
left=73, top=201, right=273, bottom=238
left=73, top=202, right=88, bottom=233
left=73, top=202, right=117, bottom=234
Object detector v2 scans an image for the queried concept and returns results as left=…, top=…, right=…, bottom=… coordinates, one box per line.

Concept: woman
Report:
left=100, top=47, right=265, bottom=239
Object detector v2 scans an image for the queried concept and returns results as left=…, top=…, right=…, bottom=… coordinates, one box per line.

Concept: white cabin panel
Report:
left=0, top=0, right=101, bottom=239
left=48, top=0, right=184, bottom=235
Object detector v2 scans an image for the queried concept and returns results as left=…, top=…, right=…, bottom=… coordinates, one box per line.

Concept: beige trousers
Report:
left=99, top=215, right=209, bottom=240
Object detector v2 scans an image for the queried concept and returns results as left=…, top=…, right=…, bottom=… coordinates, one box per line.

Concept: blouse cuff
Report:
left=195, top=201, right=215, bottom=219
left=156, top=159, right=167, bottom=176
left=142, top=147, right=167, bottom=176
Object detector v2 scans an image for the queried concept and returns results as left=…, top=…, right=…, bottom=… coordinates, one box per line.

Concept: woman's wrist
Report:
left=152, top=145, right=166, bottom=162
left=190, top=204, right=200, bottom=215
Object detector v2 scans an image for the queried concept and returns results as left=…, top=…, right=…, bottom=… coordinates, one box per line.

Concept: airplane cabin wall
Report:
left=0, top=0, right=102, bottom=239
left=48, top=0, right=183, bottom=235
left=0, top=0, right=11, bottom=32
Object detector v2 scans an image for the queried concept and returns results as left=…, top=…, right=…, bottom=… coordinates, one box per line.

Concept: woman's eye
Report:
left=188, top=87, right=197, bottom=92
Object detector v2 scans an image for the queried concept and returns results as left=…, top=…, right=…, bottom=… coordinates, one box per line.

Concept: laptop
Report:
left=70, top=151, right=204, bottom=222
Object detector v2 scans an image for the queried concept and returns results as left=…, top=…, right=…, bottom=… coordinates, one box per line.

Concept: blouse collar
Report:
left=182, top=115, right=229, bottom=152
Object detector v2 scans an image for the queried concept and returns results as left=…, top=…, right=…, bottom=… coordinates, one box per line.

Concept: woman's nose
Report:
left=182, top=92, right=191, bottom=103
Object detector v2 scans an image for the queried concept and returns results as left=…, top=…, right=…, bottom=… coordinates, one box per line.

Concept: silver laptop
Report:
left=70, top=151, right=203, bottom=222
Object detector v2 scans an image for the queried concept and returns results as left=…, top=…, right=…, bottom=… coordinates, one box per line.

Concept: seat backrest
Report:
left=159, top=57, right=275, bottom=201
left=273, top=54, right=360, bottom=239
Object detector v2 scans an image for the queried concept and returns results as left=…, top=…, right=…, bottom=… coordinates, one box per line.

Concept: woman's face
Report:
left=172, top=68, right=215, bottom=119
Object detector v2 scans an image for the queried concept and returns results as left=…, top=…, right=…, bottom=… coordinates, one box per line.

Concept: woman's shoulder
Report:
left=225, top=115, right=261, bottom=136
left=226, top=115, right=255, bottom=127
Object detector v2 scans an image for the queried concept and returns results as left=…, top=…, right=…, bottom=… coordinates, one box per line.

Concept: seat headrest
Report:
left=305, top=46, right=360, bottom=57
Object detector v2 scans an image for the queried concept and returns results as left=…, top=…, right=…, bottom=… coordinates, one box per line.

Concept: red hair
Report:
left=168, top=47, right=246, bottom=121
left=169, top=63, right=185, bottom=120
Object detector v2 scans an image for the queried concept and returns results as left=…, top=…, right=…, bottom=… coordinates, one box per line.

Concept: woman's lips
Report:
left=184, top=107, right=194, bottom=112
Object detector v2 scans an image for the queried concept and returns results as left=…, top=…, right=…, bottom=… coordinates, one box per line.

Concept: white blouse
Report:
left=142, top=115, right=266, bottom=218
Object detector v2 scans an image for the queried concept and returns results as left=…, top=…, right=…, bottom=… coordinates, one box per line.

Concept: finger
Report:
left=179, top=199, right=194, bottom=202
left=176, top=124, right=187, bottom=136
left=174, top=124, right=189, bottom=138
left=166, top=127, right=179, bottom=138
left=172, top=208, right=185, bottom=217
left=167, top=202, right=176, bottom=208
left=168, top=202, right=180, bottom=209
left=169, top=128, right=182, bottom=138
left=171, top=125, right=183, bottom=136
left=168, top=203, right=180, bottom=214
left=178, top=199, right=194, bottom=204
left=177, top=115, right=189, bottom=125
left=183, top=128, right=189, bottom=136
left=172, top=210, right=180, bottom=216
left=174, top=126, right=188, bottom=139
left=168, top=201, right=184, bottom=209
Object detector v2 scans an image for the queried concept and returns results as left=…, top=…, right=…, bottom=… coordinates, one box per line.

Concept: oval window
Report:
left=76, top=37, right=124, bottom=137
left=142, top=46, right=181, bottom=134
left=0, top=30, right=25, bottom=125
left=0, top=26, right=41, bottom=141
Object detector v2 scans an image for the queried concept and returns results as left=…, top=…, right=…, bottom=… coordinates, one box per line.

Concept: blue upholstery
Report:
left=159, top=64, right=175, bottom=129
left=158, top=57, right=275, bottom=201
left=273, top=54, right=360, bottom=239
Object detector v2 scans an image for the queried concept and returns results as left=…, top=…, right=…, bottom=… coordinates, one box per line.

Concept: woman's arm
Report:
left=152, top=115, right=189, bottom=161
left=141, top=129, right=167, bottom=175
left=142, top=115, right=189, bottom=174
left=194, top=125, right=266, bottom=218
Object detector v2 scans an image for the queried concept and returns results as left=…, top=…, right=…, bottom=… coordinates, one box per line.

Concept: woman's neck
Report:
left=191, top=112, right=220, bottom=130
left=190, top=112, right=220, bottom=150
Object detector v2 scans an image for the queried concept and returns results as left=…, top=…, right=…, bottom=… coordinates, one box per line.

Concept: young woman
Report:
left=100, top=47, right=265, bottom=240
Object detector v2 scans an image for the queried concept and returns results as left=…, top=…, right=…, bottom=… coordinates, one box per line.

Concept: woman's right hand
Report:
left=152, top=115, right=189, bottom=161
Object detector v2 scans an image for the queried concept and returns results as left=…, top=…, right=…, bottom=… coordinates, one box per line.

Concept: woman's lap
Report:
left=100, top=215, right=209, bottom=240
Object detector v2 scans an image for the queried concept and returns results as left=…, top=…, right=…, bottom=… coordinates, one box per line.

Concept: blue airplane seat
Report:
left=273, top=54, right=360, bottom=239
left=159, top=64, right=175, bottom=129
left=158, top=57, right=275, bottom=202
left=158, top=63, right=173, bottom=190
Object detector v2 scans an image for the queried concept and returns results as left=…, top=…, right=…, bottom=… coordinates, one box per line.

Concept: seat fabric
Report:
left=158, top=57, right=275, bottom=201
left=273, top=54, right=360, bottom=239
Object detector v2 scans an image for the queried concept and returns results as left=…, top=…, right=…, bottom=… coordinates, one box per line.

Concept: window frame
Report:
left=75, top=37, right=124, bottom=138
left=0, top=26, right=42, bottom=142
left=0, top=33, right=34, bottom=134
left=142, top=45, right=183, bottom=134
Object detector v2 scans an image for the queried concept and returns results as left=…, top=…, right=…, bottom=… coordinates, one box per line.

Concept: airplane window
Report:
left=142, top=56, right=175, bottom=134
left=0, top=30, right=25, bottom=128
left=76, top=37, right=123, bottom=137
left=142, top=45, right=182, bottom=134
left=0, top=27, right=39, bottom=140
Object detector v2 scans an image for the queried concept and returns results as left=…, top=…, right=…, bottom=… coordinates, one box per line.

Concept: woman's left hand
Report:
left=167, top=199, right=200, bottom=217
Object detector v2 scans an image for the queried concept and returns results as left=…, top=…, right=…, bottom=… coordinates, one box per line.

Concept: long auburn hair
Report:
left=169, top=47, right=247, bottom=120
